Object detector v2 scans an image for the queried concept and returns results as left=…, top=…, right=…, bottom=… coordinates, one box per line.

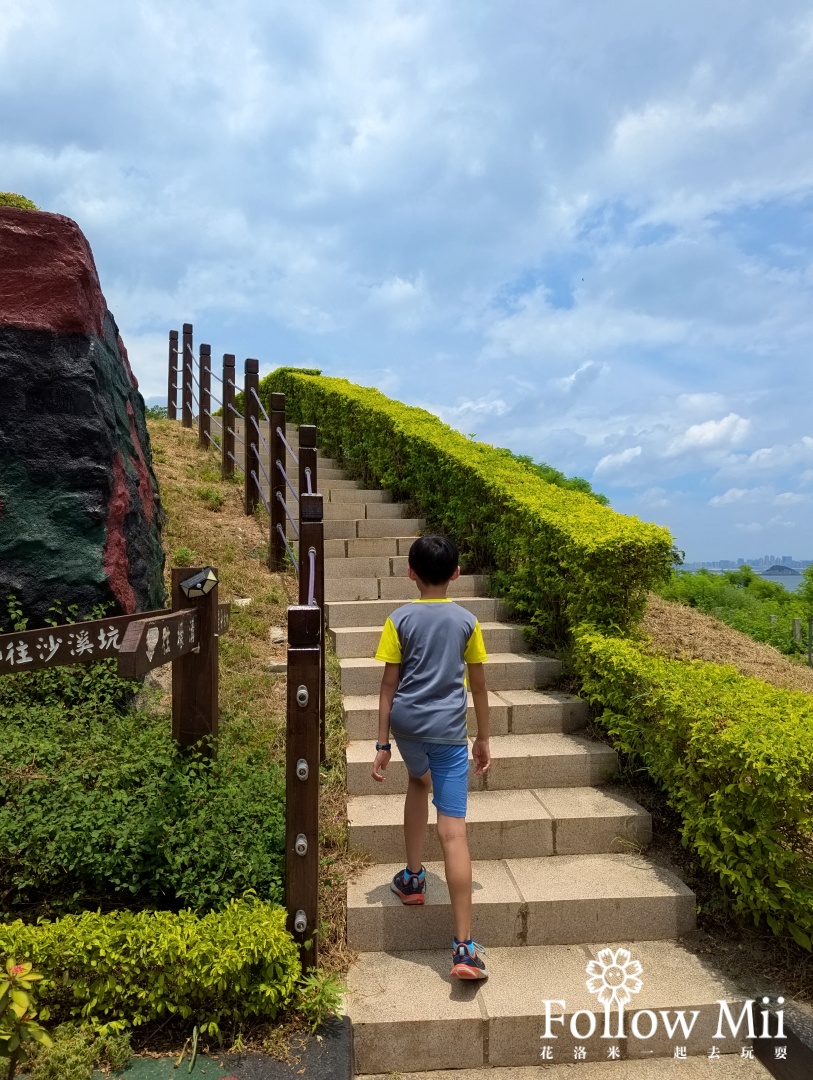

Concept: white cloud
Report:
left=593, top=445, right=642, bottom=477
left=666, top=414, right=751, bottom=457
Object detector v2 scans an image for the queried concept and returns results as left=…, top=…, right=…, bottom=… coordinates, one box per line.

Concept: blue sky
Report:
left=4, top=0, right=813, bottom=562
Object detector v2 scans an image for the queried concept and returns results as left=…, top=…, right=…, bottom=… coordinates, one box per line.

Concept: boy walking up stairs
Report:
left=279, top=433, right=766, bottom=1075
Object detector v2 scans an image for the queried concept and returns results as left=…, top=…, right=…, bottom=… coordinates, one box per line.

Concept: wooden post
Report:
left=269, top=392, right=288, bottom=571
left=285, top=604, right=321, bottom=968
left=244, top=359, right=260, bottom=516
left=299, top=492, right=326, bottom=763
left=167, top=330, right=179, bottom=420
left=222, top=354, right=235, bottom=478
left=199, top=344, right=211, bottom=450
left=171, top=566, right=219, bottom=753
left=298, top=425, right=318, bottom=531
left=181, top=323, right=193, bottom=428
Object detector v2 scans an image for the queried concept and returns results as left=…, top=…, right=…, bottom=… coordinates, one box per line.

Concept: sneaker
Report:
left=390, top=865, right=426, bottom=905
left=450, top=938, right=487, bottom=980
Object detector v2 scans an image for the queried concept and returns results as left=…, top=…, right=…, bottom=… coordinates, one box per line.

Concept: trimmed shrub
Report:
left=574, top=627, right=813, bottom=948
left=0, top=193, right=38, bottom=211
left=0, top=897, right=300, bottom=1035
left=263, top=371, right=675, bottom=645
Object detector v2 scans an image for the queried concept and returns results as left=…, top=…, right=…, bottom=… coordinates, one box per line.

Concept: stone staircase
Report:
left=236, top=423, right=762, bottom=1074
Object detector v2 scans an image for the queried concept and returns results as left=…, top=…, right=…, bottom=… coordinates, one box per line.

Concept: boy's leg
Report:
left=436, top=812, right=472, bottom=942
left=404, top=770, right=431, bottom=872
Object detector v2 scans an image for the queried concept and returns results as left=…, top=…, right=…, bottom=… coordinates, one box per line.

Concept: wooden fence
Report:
left=168, top=324, right=325, bottom=965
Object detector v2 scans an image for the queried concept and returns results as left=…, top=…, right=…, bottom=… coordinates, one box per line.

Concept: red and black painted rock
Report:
left=0, top=206, right=166, bottom=627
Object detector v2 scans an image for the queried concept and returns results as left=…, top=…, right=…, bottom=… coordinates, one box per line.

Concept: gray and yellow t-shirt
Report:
left=374, top=599, right=488, bottom=745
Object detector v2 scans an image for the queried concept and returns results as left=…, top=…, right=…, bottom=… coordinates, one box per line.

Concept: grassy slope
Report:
left=148, top=420, right=355, bottom=972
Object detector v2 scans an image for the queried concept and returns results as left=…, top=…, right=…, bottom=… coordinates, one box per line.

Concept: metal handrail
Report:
left=204, top=430, right=219, bottom=448
left=250, top=414, right=272, bottom=458
left=203, top=366, right=223, bottom=384
left=227, top=451, right=245, bottom=473
left=276, top=459, right=299, bottom=502
left=250, top=387, right=271, bottom=424
left=256, top=455, right=273, bottom=489
left=252, top=474, right=272, bottom=515
left=276, top=523, right=299, bottom=574
left=228, top=402, right=244, bottom=420
left=276, top=490, right=299, bottom=535
left=276, top=426, right=299, bottom=465
left=307, top=547, right=317, bottom=607
left=227, top=426, right=245, bottom=445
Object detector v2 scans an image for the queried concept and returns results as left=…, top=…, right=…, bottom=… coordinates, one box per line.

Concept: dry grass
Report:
left=642, top=593, right=813, bottom=695
left=148, top=420, right=354, bottom=975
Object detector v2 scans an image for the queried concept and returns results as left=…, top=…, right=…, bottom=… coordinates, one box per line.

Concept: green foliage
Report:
left=0, top=898, right=301, bottom=1035
left=0, top=959, right=52, bottom=1080
left=25, top=1023, right=130, bottom=1080
left=231, top=366, right=322, bottom=416
left=797, top=563, right=813, bottom=621
left=0, top=194, right=38, bottom=211
left=144, top=405, right=168, bottom=420
left=263, top=370, right=674, bottom=646
left=656, top=567, right=804, bottom=655
left=0, top=599, right=286, bottom=916
left=294, top=970, right=344, bottom=1034
left=172, top=546, right=196, bottom=567
left=507, top=452, right=609, bottom=505
left=195, top=485, right=225, bottom=512
left=574, top=627, right=813, bottom=949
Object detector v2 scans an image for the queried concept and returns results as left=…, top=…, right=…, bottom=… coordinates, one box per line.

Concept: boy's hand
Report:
left=472, top=737, right=490, bottom=776
left=372, top=748, right=391, bottom=782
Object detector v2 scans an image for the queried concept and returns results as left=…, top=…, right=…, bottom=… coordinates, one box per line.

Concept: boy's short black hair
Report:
left=408, top=534, right=459, bottom=586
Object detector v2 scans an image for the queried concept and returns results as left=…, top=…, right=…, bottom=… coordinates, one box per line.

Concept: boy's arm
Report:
left=467, top=662, right=490, bottom=775
left=372, top=662, right=400, bottom=782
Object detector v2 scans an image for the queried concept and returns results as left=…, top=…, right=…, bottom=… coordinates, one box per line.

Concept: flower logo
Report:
left=586, top=948, right=644, bottom=1007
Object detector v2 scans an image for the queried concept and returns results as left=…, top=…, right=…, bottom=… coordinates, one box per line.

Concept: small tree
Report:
left=796, top=563, right=813, bottom=621
left=0, top=193, right=39, bottom=211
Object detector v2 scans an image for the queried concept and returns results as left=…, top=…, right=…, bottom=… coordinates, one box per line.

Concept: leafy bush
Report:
left=0, top=898, right=300, bottom=1035
left=656, top=566, right=805, bottom=656
left=25, top=1023, right=130, bottom=1080
left=574, top=627, right=813, bottom=949
left=144, top=405, right=168, bottom=420
left=262, top=371, right=674, bottom=645
left=0, top=194, right=38, bottom=211
left=0, top=600, right=285, bottom=915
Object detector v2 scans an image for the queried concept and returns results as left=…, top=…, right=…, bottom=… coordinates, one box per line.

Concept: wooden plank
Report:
left=269, top=392, right=287, bottom=571
left=216, top=603, right=231, bottom=635
left=181, top=322, right=193, bottom=428
left=116, top=608, right=199, bottom=678
left=171, top=567, right=219, bottom=753
left=285, top=605, right=321, bottom=968
left=222, top=354, right=236, bottom=478
left=244, top=359, right=260, bottom=516
left=199, top=343, right=211, bottom=449
left=0, top=608, right=167, bottom=675
left=167, top=330, right=178, bottom=421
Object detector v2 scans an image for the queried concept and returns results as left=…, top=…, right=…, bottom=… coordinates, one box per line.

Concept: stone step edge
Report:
left=347, top=853, right=696, bottom=951
left=346, top=940, right=754, bottom=1073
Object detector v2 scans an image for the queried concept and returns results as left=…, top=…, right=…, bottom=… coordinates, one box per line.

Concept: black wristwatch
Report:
left=375, top=741, right=391, bottom=752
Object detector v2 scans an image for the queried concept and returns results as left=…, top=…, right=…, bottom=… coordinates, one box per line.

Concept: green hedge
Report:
left=574, top=627, right=813, bottom=948
left=263, top=371, right=674, bottom=644
left=0, top=897, right=300, bottom=1035
left=0, top=192, right=38, bottom=211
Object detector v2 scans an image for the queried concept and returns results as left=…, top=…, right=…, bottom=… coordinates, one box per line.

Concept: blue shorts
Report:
left=394, top=738, right=470, bottom=818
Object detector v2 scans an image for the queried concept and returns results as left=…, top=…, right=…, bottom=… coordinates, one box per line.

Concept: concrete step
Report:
left=325, top=556, right=395, bottom=579
left=327, top=595, right=510, bottom=628
left=346, top=940, right=750, bottom=1072
left=347, top=853, right=695, bottom=951
left=343, top=689, right=588, bottom=739
left=330, top=620, right=527, bottom=658
left=339, top=652, right=562, bottom=696
left=348, top=787, right=649, bottom=861
left=288, top=517, right=426, bottom=542
left=318, top=502, right=405, bottom=520
left=378, top=573, right=489, bottom=599
left=346, top=733, right=617, bottom=796
left=327, top=487, right=392, bottom=503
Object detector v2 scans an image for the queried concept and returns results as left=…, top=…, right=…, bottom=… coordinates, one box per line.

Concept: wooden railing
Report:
left=167, top=324, right=325, bottom=965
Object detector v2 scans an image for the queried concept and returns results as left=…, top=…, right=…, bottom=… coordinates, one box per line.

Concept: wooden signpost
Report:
left=0, top=566, right=231, bottom=756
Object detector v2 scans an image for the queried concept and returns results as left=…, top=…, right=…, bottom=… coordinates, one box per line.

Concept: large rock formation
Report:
left=0, top=207, right=165, bottom=627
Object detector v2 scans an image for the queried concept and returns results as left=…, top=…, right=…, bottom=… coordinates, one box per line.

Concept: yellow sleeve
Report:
left=375, top=617, right=402, bottom=663
left=463, top=619, right=488, bottom=663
